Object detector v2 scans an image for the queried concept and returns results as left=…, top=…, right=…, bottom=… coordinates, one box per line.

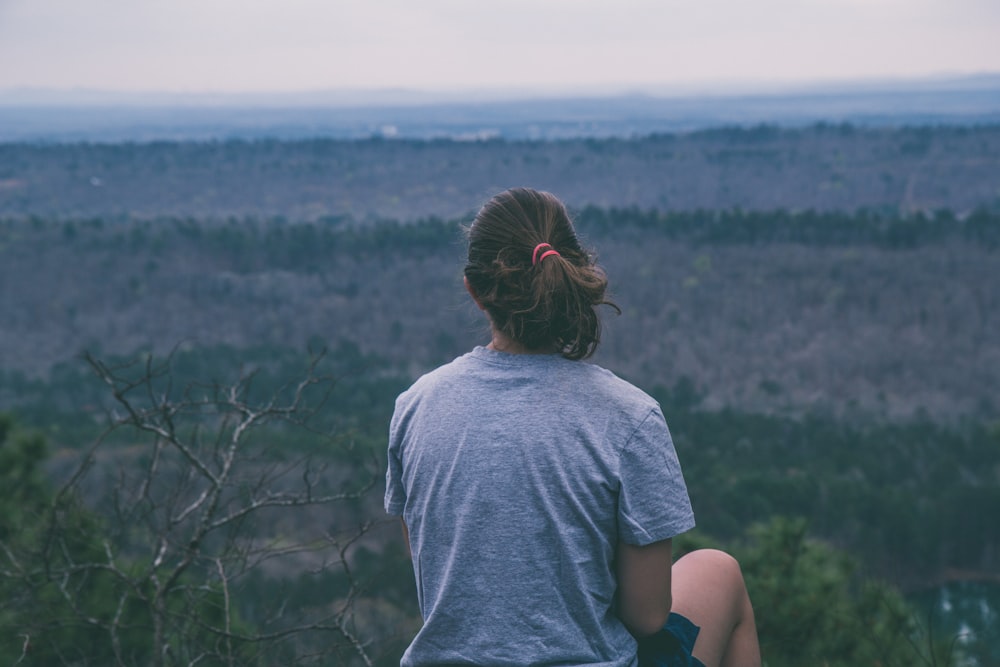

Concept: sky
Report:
left=0, top=0, right=999, bottom=95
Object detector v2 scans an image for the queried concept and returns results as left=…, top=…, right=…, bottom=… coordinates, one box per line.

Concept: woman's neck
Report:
left=487, top=332, right=556, bottom=355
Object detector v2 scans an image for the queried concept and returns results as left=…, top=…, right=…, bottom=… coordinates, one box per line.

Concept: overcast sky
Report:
left=1, top=0, right=998, bottom=94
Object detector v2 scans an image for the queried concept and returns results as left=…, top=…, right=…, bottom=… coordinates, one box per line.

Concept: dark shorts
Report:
left=636, top=612, right=706, bottom=667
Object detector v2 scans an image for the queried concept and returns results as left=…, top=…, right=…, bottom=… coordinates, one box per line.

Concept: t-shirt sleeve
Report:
left=617, top=406, right=696, bottom=545
left=384, top=401, right=408, bottom=516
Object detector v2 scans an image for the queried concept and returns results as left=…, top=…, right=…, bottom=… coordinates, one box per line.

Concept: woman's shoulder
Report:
left=398, top=352, right=472, bottom=394
left=575, top=362, right=661, bottom=413
left=393, top=348, right=492, bottom=406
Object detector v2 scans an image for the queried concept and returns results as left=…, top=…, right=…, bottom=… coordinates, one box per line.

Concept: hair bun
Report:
left=464, top=188, right=619, bottom=359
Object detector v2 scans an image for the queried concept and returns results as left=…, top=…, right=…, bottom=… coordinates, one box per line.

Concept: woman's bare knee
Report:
left=678, top=549, right=743, bottom=577
left=670, top=549, right=759, bottom=667
left=674, top=549, right=748, bottom=607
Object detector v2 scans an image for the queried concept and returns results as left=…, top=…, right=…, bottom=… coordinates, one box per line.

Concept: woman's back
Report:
left=386, top=346, right=694, bottom=666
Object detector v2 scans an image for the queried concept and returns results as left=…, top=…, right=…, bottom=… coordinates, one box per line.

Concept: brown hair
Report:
left=464, top=188, right=618, bottom=360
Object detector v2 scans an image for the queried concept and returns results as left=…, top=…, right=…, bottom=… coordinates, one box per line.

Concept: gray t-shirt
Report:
left=385, top=346, right=695, bottom=667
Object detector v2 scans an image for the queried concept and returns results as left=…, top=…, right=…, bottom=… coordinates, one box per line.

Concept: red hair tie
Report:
left=532, top=243, right=561, bottom=265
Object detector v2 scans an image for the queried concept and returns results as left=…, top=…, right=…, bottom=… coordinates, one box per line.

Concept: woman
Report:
left=385, top=188, right=760, bottom=667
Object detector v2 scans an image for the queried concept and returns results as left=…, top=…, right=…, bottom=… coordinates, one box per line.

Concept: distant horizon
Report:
left=2, top=71, right=998, bottom=143
left=3, top=71, right=1000, bottom=108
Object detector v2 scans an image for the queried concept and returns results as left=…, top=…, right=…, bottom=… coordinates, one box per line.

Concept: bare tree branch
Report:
left=5, top=349, right=393, bottom=666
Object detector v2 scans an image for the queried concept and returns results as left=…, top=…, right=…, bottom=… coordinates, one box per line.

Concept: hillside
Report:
left=3, top=128, right=999, bottom=419
left=2, top=210, right=996, bottom=422
left=2, top=124, right=999, bottom=222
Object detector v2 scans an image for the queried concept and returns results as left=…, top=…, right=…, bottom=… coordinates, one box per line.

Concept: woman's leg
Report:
left=670, top=549, right=761, bottom=667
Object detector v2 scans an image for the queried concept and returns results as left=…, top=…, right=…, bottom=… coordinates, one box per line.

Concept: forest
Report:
left=2, top=123, right=1000, bottom=222
left=1, top=126, right=999, bottom=666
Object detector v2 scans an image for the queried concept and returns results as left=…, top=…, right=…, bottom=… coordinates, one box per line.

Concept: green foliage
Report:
left=675, top=519, right=968, bottom=667
left=737, top=518, right=923, bottom=667
left=652, top=396, right=1000, bottom=582
left=0, top=414, right=48, bottom=663
left=0, top=414, right=270, bottom=666
left=0, top=413, right=48, bottom=531
left=0, top=414, right=141, bottom=664
left=5, top=340, right=410, bottom=457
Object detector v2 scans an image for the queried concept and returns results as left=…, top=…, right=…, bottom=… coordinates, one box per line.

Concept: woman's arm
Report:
left=616, top=538, right=673, bottom=638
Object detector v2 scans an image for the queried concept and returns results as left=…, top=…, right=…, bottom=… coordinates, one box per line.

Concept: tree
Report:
left=0, top=350, right=395, bottom=666
left=0, top=412, right=138, bottom=665
left=733, top=518, right=959, bottom=667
